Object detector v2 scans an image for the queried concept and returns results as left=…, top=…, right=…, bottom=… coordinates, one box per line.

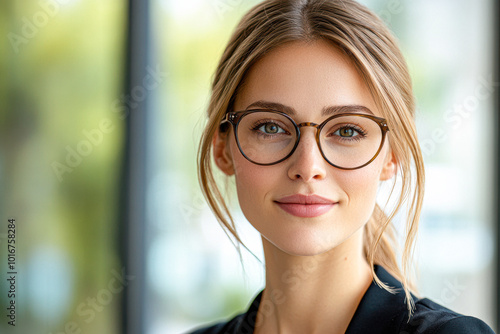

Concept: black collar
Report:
left=345, top=265, right=409, bottom=333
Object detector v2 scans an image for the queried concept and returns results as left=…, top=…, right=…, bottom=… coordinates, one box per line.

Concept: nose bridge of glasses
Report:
left=296, top=122, right=321, bottom=141
left=294, top=122, right=322, bottom=155
left=297, top=122, right=320, bottom=129
left=297, top=121, right=320, bottom=138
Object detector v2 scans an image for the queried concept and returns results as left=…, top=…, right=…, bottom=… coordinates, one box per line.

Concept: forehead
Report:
left=234, top=40, right=378, bottom=119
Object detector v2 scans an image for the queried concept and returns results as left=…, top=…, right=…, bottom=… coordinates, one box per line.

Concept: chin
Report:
left=264, top=231, right=345, bottom=257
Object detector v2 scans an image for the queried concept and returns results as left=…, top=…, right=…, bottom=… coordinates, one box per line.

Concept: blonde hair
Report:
left=198, top=0, right=424, bottom=315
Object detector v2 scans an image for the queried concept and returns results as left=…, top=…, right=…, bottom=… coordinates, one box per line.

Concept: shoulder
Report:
left=347, top=266, right=495, bottom=334
left=400, top=297, right=495, bottom=334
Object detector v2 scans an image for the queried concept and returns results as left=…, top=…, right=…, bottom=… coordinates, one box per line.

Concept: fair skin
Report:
left=214, top=40, right=397, bottom=334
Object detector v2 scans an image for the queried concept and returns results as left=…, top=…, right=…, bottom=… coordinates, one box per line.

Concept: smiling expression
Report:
left=215, top=40, right=396, bottom=256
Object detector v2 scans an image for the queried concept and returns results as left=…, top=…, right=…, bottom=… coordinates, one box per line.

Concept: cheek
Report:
left=335, top=162, right=385, bottom=222
left=230, top=141, right=278, bottom=217
left=233, top=163, right=282, bottom=236
left=230, top=137, right=264, bottom=184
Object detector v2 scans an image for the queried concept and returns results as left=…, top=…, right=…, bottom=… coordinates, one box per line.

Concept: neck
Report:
left=255, top=228, right=373, bottom=334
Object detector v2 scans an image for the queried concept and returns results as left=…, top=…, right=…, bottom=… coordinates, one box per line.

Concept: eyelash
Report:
left=248, top=120, right=368, bottom=141
left=330, top=124, right=367, bottom=141
left=250, top=120, right=290, bottom=135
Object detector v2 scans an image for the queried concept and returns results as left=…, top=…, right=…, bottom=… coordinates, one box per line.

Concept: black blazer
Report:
left=188, top=266, right=495, bottom=333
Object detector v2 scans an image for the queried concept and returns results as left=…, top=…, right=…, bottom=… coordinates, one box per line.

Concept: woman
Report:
left=191, top=0, right=495, bottom=333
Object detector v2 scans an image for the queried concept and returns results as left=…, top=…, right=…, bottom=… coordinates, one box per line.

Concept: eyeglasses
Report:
left=220, top=109, right=390, bottom=170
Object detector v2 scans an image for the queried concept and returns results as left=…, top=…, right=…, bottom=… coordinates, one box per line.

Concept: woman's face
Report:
left=215, top=40, right=396, bottom=256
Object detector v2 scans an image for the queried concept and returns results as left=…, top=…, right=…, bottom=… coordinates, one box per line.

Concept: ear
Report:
left=213, top=129, right=235, bottom=176
left=379, top=150, right=397, bottom=181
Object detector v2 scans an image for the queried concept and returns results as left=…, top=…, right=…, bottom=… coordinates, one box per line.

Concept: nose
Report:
left=287, top=126, right=327, bottom=182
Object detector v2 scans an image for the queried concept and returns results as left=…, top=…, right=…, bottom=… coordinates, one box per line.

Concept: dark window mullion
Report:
left=120, top=0, right=151, bottom=333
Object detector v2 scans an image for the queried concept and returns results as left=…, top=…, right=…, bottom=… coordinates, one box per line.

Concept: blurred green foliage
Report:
left=0, top=0, right=126, bottom=333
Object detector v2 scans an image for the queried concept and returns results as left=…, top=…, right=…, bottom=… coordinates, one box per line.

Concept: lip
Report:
left=274, top=194, right=337, bottom=218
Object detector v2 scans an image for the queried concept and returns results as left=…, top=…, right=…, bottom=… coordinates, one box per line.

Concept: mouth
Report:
left=274, top=194, right=338, bottom=218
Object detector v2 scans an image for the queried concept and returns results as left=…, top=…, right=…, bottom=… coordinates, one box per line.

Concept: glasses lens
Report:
left=236, top=111, right=297, bottom=164
left=319, top=115, right=383, bottom=169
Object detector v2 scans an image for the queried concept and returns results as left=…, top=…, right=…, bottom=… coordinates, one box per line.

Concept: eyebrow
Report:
left=244, top=100, right=374, bottom=117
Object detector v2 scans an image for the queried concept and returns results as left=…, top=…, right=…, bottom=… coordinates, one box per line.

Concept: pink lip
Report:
left=275, top=194, right=337, bottom=218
